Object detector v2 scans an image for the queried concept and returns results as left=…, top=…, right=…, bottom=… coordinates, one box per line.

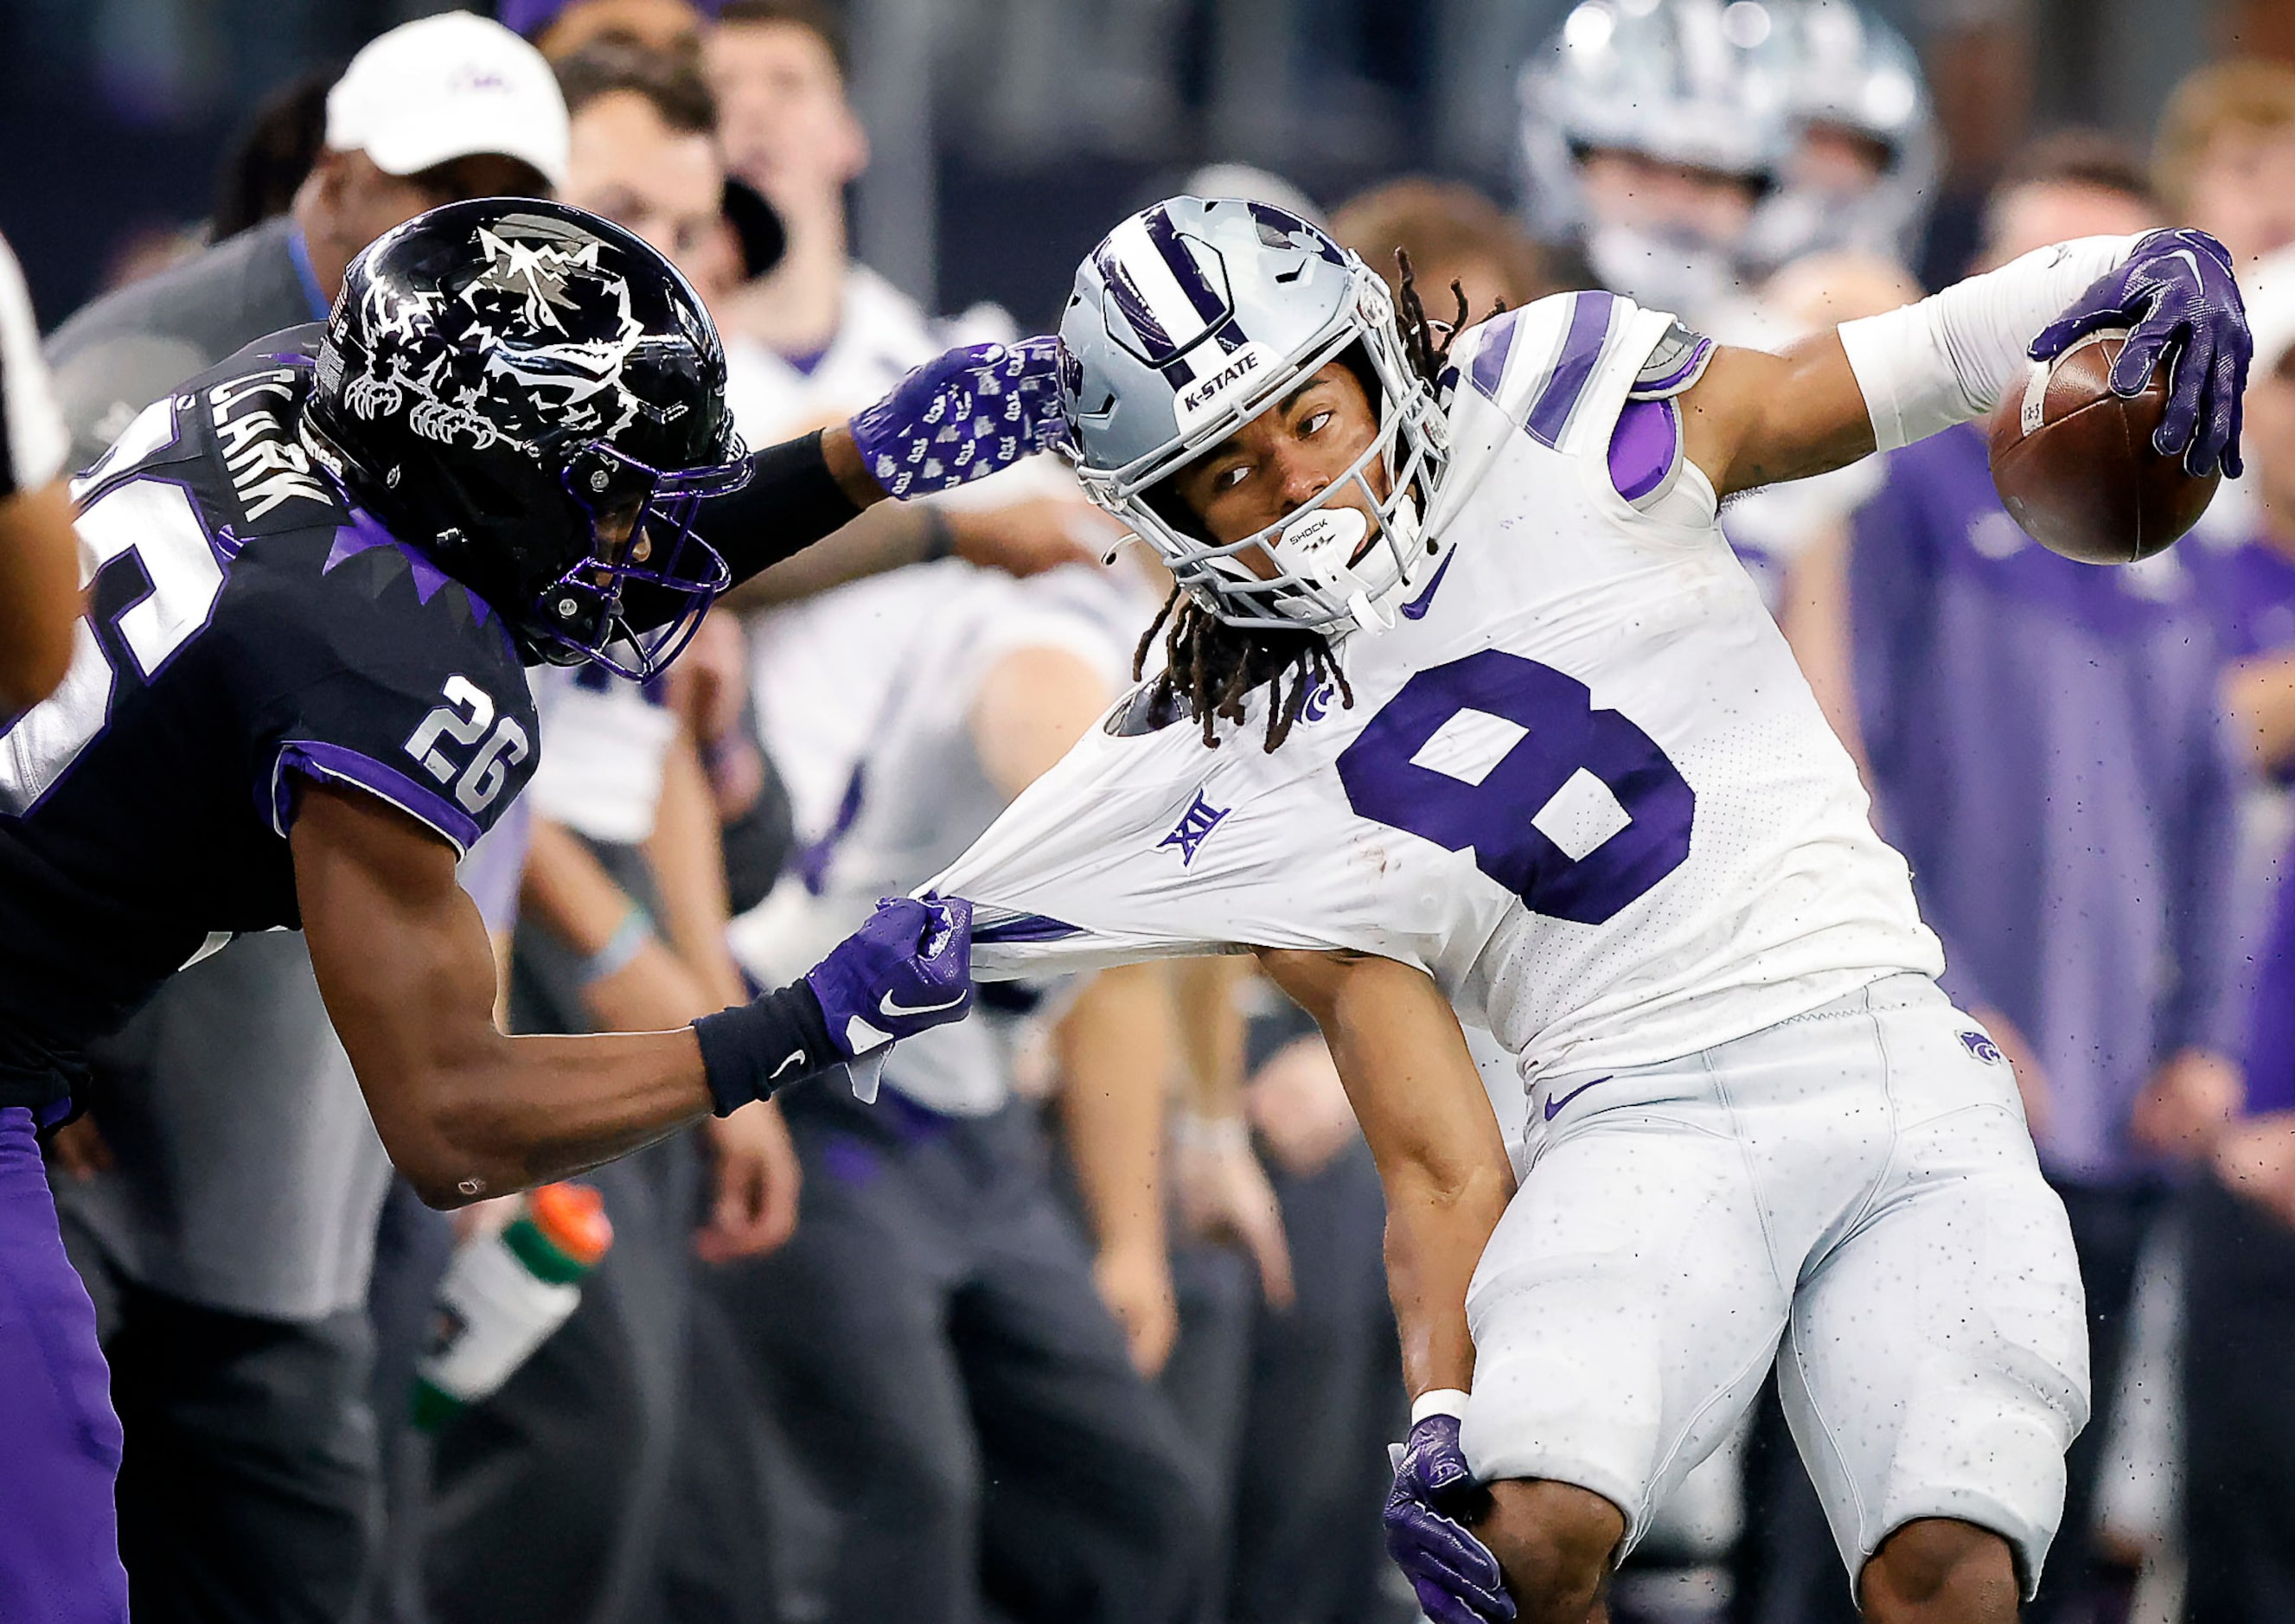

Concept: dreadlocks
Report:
left=1135, top=251, right=1492, bottom=752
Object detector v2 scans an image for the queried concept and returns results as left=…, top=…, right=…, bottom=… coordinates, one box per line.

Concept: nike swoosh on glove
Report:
left=847, top=338, right=1069, bottom=499
left=2030, top=227, right=2252, bottom=477
left=1384, top=1415, right=1517, bottom=1624
left=804, top=896, right=975, bottom=1058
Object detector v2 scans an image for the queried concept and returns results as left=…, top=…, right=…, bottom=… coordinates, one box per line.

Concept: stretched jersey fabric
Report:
left=933, top=290, right=1943, bottom=1083
left=0, top=332, right=537, bottom=1106
left=732, top=559, right=1139, bottom=1114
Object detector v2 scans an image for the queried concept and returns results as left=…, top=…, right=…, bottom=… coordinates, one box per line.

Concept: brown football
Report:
left=1985, top=329, right=2221, bottom=565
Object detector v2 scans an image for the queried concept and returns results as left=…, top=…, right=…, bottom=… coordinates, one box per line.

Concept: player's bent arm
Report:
left=703, top=338, right=1067, bottom=592
left=1681, top=233, right=2180, bottom=500
left=1678, top=336, right=1876, bottom=499
left=294, top=782, right=717, bottom=1208
left=970, top=644, right=1116, bottom=801
left=1256, top=947, right=1515, bottom=1400
left=0, top=479, right=83, bottom=711
left=644, top=732, right=751, bottom=1011
left=519, top=815, right=715, bottom=1033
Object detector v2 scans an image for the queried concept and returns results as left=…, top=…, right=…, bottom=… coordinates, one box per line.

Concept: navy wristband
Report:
left=692, top=981, right=838, bottom=1116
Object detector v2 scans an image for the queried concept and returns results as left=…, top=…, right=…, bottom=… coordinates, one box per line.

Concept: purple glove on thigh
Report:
left=804, top=895, right=975, bottom=1058
left=847, top=337, right=1069, bottom=499
left=1384, top=1414, right=1517, bottom=1624
left=2029, top=227, right=2252, bottom=477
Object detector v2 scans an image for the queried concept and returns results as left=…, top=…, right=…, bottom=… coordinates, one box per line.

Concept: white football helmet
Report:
left=1056, top=196, right=1449, bottom=639
left=1518, top=0, right=1796, bottom=313
left=1741, top=0, right=1940, bottom=274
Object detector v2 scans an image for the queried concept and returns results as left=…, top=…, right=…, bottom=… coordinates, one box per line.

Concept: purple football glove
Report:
left=847, top=337, right=1069, bottom=500
left=2029, top=227, right=2252, bottom=478
left=1384, top=1415, right=1516, bottom=1624
left=804, top=896, right=975, bottom=1058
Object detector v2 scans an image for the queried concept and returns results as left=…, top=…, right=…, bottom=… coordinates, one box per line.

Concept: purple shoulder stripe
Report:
left=1468, top=310, right=1522, bottom=403
left=272, top=738, right=483, bottom=854
left=1525, top=291, right=1616, bottom=449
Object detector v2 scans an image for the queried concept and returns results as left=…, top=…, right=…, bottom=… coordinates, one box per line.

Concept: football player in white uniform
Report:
left=927, top=197, right=2251, bottom=1623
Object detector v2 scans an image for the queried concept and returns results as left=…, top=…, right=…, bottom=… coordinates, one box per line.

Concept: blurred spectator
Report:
left=2153, top=58, right=2295, bottom=269
left=29, top=18, right=564, bottom=1624
left=210, top=65, right=339, bottom=240
left=1330, top=176, right=1562, bottom=325
left=503, top=0, right=708, bottom=59
left=1515, top=0, right=1787, bottom=318
left=1741, top=251, right=1921, bottom=739
left=1742, top=1, right=1939, bottom=279
left=1836, top=135, right=2242, bottom=1624
left=2177, top=246, right=2295, bottom=1624
left=2190, top=250, right=2295, bottom=789
left=417, top=660, right=797, bottom=1624
left=46, top=11, right=566, bottom=475
left=1223, top=1015, right=1409, bottom=1624
left=705, top=0, right=1109, bottom=593
left=1987, top=128, right=2171, bottom=259
left=558, top=38, right=745, bottom=299
left=719, top=559, right=1210, bottom=1624
left=92, top=226, right=206, bottom=297
left=0, top=228, right=82, bottom=713
left=403, top=44, right=799, bottom=1624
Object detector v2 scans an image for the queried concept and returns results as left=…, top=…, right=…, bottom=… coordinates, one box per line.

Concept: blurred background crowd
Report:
left=9, top=1, right=2295, bottom=1622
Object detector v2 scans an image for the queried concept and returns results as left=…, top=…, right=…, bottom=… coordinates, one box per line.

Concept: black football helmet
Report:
left=303, top=198, right=751, bottom=677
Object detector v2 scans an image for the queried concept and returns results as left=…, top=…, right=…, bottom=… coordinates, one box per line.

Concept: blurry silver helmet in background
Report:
left=1057, top=195, right=1448, bottom=638
left=1741, top=0, right=1939, bottom=275
left=1517, top=0, right=1794, bottom=316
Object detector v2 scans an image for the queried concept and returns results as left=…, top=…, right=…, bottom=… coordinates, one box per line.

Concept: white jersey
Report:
left=730, top=559, right=1139, bottom=1113
left=932, top=290, right=1942, bottom=1084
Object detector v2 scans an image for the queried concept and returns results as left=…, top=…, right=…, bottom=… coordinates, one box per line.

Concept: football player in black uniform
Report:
left=0, top=198, right=1059, bottom=1617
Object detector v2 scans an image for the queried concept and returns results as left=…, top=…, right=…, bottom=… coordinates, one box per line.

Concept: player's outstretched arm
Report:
left=1259, top=948, right=1514, bottom=1401
left=1678, top=228, right=2250, bottom=499
left=291, top=781, right=973, bottom=1208
left=705, top=339, right=1074, bottom=591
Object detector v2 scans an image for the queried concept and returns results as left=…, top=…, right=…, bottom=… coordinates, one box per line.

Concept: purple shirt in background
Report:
left=2241, top=821, right=2295, bottom=1116
left=2186, top=531, right=2295, bottom=1113
left=1850, top=425, right=2244, bottom=1184
left=2189, top=533, right=2295, bottom=662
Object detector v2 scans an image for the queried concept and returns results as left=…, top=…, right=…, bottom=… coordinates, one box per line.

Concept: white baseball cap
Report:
left=325, top=13, right=570, bottom=193
left=2247, top=245, right=2295, bottom=379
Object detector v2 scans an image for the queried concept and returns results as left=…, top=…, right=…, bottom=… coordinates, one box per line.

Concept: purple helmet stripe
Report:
left=1095, top=247, right=1179, bottom=361
left=1142, top=206, right=1232, bottom=329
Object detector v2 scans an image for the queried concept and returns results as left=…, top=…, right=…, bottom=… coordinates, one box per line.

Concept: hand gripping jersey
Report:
left=933, top=291, right=1944, bottom=1083
left=731, top=559, right=1138, bottom=1114
left=0, top=332, right=538, bottom=1106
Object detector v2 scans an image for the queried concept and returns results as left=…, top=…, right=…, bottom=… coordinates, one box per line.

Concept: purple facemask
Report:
left=527, top=441, right=751, bottom=681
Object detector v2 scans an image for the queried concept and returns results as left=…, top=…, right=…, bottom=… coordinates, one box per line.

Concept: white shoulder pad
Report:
left=1442, top=291, right=1688, bottom=460
left=1627, top=317, right=1716, bottom=401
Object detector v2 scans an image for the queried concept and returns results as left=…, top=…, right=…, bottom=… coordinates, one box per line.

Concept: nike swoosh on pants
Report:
left=1542, top=1075, right=1612, bottom=1122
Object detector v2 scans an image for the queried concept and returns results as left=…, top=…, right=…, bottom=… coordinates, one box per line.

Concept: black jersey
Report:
left=0, top=331, right=538, bottom=1107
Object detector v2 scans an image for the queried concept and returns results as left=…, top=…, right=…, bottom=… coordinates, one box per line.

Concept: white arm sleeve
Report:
left=1837, top=234, right=2145, bottom=451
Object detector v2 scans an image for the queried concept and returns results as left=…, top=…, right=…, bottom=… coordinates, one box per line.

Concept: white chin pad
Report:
left=1274, top=505, right=1371, bottom=585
